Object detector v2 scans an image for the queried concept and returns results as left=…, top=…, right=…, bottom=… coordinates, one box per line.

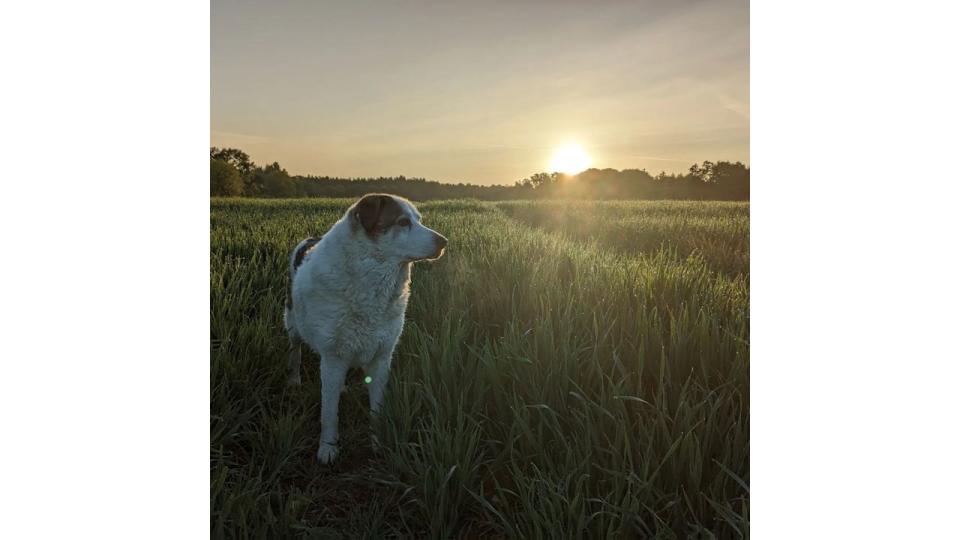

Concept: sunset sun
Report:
left=549, top=143, right=591, bottom=175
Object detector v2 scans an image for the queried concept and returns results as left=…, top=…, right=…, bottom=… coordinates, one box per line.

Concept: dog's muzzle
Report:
left=430, top=234, right=448, bottom=259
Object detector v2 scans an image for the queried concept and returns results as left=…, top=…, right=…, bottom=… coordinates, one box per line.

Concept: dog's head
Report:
left=348, top=194, right=447, bottom=262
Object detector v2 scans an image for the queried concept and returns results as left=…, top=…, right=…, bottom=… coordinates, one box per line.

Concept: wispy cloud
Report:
left=210, top=130, right=269, bottom=145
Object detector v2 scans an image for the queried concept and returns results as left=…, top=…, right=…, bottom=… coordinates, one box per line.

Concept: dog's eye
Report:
left=398, top=217, right=411, bottom=227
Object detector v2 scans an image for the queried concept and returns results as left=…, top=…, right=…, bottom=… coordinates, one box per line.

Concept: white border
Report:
left=752, top=0, right=960, bottom=537
left=1, top=1, right=209, bottom=537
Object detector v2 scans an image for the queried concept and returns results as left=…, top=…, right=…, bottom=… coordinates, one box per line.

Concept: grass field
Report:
left=211, top=198, right=750, bottom=538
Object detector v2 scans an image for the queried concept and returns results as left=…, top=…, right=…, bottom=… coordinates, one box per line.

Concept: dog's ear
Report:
left=355, top=194, right=386, bottom=234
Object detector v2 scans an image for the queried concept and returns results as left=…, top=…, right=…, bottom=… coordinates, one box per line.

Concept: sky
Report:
left=212, top=0, right=748, bottom=186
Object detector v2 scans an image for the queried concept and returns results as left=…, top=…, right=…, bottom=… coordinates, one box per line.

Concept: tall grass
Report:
left=211, top=198, right=749, bottom=538
left=497, top=200, right=749, bottom=277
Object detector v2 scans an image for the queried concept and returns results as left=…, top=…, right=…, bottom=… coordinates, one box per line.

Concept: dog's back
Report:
left=284, top=236, right=321, bottom=332
left=289, top=237, right=321, bottom=285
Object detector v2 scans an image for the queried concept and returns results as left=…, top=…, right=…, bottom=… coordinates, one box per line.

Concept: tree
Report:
left=210, top=147, right=255, bottom=176
left=689, top=161, right=715, bottom=182
left=210, top=159, right=244, bottom=196
left=251, top=162, right=297, bottom=197
left=706, top=161, right=749, bottom=199
left=207, top=146, right=749, bottom=201
left=517, top=172, right=560, bottom=189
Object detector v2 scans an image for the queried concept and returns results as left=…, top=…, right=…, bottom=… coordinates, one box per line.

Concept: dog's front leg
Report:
left=317, top=358, right=347, bottom=464
left=365, top=353, right=392, bottom=416
left=365, top=349, right=393, bottom=452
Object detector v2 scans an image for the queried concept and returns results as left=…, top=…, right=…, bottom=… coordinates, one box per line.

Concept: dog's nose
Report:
left=435, top=235, right=448, bottom=249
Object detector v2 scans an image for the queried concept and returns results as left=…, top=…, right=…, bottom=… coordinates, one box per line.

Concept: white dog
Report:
left=284, top=194, right=447, bottom=463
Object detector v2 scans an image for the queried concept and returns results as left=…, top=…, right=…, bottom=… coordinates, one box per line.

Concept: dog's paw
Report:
left=316, top=442, right=339, bottom=464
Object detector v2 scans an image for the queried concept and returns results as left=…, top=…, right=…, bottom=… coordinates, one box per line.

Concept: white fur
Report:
left=284, top=195, right=446, bottom=463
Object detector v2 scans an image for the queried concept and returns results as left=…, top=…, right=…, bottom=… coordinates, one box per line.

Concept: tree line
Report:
left=211, top=147, right=749, bottom=200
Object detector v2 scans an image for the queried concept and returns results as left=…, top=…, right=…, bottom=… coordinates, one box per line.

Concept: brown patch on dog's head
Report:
left=352, top=194, right=406, bottom=237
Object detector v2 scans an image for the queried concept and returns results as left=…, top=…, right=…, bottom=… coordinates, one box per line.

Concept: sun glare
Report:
left=549, top=143, right=591, bottom=175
